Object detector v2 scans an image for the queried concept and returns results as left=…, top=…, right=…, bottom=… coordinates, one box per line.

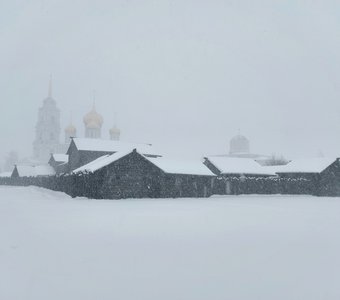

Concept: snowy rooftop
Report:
left=206, top=156, right=276, bottom=176
left=70, top=138, right=161, bottom=157
left=74, top=150, right=215, bottom=176
left=0, top=172, right=12, bottom=178
left=145, top=156, right=215, bottom=176
left=73, top=150, right=133, bottom=174
left=15, top=165, right=56, bottom=177
left=260, top=165, right=287, bottom=174
left=276, top=158, right=336, bottom=174
left=52, top=154, right=69, bottom=163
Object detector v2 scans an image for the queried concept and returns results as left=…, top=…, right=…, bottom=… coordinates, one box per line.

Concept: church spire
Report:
left=92, top=90, right=96, bottom=110
left=48, top=75, right=52, bottom=98
left=113, top=112, right=117, bottom=127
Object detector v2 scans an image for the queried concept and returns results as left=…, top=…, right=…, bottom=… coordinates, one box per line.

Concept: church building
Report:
left=33, top=78, right=121, bottom=163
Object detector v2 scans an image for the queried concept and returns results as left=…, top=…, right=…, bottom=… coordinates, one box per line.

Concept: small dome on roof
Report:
left=229, top=134, right=250, bottom=154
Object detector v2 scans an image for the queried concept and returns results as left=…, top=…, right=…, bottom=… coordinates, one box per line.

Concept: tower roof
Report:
left=43, top=75, right=56, bottom=105
left=65, top=123, right=77, bottom=134
left=48, top=74, right=52, bottom=98
left=110, top=125, right=121, bottom=134
left=65, top=112, right=76, bottom=134
left=229, top=134, right=250, bottom=154
left=83, top=103, right=103, bottom=129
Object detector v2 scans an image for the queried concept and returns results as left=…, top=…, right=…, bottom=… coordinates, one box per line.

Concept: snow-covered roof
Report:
left=35, top=165, right=56, bottom=176
left=206, top=156, right=276, bottom=176
left=276, top=158, right=336, bottom=174
left=14, top=165, right=56, bottom=177
left=0, top=172, right=12, bottom=178
left=260, top=165, right=287, bottom=174
left=73, top=150, right=215, bottom=176
left=52, top=154, right=68, bottom=163
left=69, top=138, right=160, bottom=157
left=73, top=150, right=132, bottom=174
left=145, top=156, right=215, bottom=176
left=14, top=166, right=35, bottom=177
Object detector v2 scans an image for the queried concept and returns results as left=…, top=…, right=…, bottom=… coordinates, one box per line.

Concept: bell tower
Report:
left=33, top=76, right=61, bottom=162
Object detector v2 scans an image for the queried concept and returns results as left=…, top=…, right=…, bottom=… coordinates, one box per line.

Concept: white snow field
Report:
left=1, top=186, right=340, bottom=300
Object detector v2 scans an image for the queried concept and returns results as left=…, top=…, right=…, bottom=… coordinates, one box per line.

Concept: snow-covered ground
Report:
left=1, top=186, right=340, bottom=300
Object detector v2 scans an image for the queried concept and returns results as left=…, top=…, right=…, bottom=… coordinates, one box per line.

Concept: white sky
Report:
left=1, top=0, right=340, bottom=163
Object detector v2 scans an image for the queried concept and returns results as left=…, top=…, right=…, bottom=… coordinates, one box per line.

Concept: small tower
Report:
left=83, top=102, right=103, bottom=139
left=109, top=125, right=121, bottom=141
left=33, top=76, right=61, bottom=162
left=109, top=113, right=120, bottom=141
left=229, top=132, right=250, bottom=155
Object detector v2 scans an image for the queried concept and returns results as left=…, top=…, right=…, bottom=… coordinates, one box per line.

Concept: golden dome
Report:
left=87, top=120, right=102, bottom=129
left=110, top=126, right=121, bottom=134
left=65, top=124, right=76, bottom=134
left=83, top=106, right=103, bottom=129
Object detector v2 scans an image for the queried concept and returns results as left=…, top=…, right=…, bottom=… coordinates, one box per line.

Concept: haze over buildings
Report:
left=1, top=0, right=340, bottom=163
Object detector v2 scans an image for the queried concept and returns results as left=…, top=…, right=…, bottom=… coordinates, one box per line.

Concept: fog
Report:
left=1, top=0, right=340, bottom=165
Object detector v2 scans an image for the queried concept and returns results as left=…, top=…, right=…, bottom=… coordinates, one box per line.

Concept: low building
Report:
left=48, top=154, right=69, bottom=174
left=204, top=156, right=276, bottom=194
left=204, top=156, right=276, bottom=177
left=67, top=137, right=161, bottom=171
left=276, top=157, right=340, bottom=195
left=72, top=149, right=215, bottom=199
left=11, top=164, right=56, bottom=178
